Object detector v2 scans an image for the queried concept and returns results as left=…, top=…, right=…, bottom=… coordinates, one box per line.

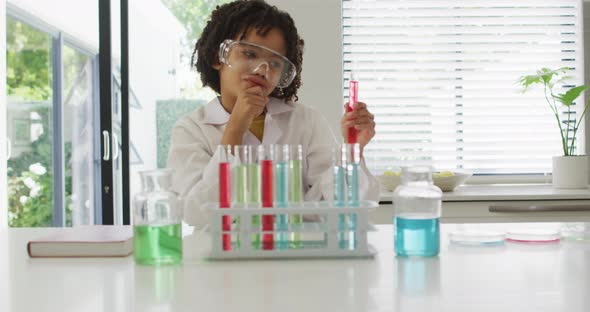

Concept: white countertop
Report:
left=2, top=223, right=590, bottom=312
left=380, top=184, right=590, bottom=202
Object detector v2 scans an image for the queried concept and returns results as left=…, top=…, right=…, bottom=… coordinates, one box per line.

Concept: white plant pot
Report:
left=552, top=156, right=589, bottom=189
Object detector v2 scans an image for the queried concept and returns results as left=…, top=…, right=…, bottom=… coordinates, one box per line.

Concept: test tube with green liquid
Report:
left=247, top=145, right=262, bottom=249
left=233, top=145, right=250, bottom=248
left=274, top=144, right=290, bottom=249
left=289, top=145, right=303, bottom=247
left=234, top=145, right=249, bottom=207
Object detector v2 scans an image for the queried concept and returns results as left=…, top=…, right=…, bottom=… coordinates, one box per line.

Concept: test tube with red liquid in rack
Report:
left=258, top=145, right=275, bottom=250
left=218, top=145, right=232, bottom=251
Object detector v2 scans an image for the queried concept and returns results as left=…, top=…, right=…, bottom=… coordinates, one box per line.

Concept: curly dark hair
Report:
left=191, top=0, right=304, bottom=102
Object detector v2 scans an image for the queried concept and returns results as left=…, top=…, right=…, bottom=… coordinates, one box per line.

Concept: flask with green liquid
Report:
left=134, top=169, right=183, bottom=265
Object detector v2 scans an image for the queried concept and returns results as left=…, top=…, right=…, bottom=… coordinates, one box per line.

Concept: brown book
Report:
left=27, top=226, right=133, bottom=258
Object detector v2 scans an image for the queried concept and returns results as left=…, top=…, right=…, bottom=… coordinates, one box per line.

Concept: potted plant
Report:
left=519, top=67, right=590, bottom=188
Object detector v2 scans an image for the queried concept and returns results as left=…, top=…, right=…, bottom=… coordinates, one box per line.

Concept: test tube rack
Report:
left=202, top=200, right=379, bottom=260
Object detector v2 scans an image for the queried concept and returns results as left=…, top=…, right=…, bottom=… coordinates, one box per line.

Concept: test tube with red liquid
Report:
left=347, top=73, right=358, bottom=144
left=259, top=145, right=275, bottom=250
left=218, top=145, right=232, bottom=251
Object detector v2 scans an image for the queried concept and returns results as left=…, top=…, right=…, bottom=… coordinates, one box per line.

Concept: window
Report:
left=5, top=3, right=101, bottom=227
left=342, top=0, right=584, bottom=177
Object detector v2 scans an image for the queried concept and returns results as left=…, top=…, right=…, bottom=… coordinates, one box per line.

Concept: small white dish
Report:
left=379, top=171, right=472, bottom=192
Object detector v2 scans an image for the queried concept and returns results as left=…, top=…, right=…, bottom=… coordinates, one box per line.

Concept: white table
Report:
left=1, top=223, right=589, bottom=312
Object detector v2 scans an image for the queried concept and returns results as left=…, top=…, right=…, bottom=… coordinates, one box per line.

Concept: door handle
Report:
left=489, top=205, right=590, bottom=212
left=112, top=133, right=119, bottom=160
left=102, top=130, right=110, bottom=161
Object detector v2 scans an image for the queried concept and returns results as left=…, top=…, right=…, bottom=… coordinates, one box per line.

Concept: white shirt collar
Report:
left=204, top=96, right=295, bottom=125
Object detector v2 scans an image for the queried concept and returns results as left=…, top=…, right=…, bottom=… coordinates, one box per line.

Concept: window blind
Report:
left=342, top=0, right=584, bottom=175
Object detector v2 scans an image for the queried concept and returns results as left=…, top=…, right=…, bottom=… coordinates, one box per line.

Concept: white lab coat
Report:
left=166, top=97, right=380, bottom=228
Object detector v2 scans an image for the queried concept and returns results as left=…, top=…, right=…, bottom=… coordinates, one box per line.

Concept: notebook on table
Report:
left=27, top=226, right=133, bottom=258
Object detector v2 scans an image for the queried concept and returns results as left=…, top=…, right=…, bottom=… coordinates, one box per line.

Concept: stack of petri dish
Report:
left=449, top=231, right=505, bottom=246
left=505, top=229, right=561, bottom=243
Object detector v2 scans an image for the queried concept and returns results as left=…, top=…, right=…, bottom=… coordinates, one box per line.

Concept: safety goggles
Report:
left=218, top=39, right=296, bottom=89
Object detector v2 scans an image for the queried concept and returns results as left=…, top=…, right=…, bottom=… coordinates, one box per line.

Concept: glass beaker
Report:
left=133, top=169, right=183, bottom=265
left=393, top=166, right=442, bottom=257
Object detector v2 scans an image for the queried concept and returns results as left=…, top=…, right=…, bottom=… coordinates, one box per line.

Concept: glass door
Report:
left=63, top=43, right=97, bottom=226
left=3, top=0, right=115, bottom=227
left=112, top=73, right=124, bottom=225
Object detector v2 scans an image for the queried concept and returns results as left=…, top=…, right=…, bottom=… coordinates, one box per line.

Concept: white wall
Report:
left=267, top=0, right=343, bottom=136
left=1, top=0, right=7, bottom=228
left=128, top=0, right=185, bottom=170
left=128, top=0, right=185, bottom=200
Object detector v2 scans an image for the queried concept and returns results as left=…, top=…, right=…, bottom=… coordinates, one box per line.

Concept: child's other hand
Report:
left=227, top=86, right=269, bottom=134
left=341, top=101, right=375, bottom=153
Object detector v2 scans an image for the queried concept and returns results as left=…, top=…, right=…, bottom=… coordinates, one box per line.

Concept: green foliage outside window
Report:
left=6, top=17, right=52, bottom=101
left=161, top=0, right=231, bottom=61
left=7, top=108, right=73, bottom=227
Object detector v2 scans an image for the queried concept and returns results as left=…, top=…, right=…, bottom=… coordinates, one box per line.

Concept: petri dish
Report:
left=449, top=231, right=505, bottom=246
left=506, top=229, right=560, bottom=243
left=560, top=223, right=590, bottom=241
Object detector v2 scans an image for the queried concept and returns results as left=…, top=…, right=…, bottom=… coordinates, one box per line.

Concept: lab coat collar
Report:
left=204, top=97, right=294, bottom=125
left=266, top=97, right=295, bottom=115
left=204, top=97, right=230, bottom=125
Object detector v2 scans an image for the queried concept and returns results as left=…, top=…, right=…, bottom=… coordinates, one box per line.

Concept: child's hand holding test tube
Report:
left=341, top=73, right=376, bottom=155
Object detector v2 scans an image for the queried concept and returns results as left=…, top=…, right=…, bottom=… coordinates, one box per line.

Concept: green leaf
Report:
left=553, top=85, right=588, bottom=107
left=518, top=74, right=542, bottom=91
left=518, top=67, right=569, bottom=92
left=540, top=68, right=554, bottom=84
